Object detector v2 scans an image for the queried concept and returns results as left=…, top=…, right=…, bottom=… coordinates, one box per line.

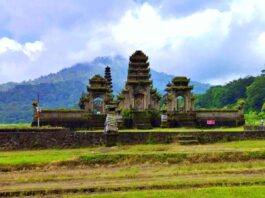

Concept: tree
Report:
left=262, top=69, right=265, bottom=76
left=246, top=75, right=265, bottom=111
left=195, top=76, right=254, bottom=109
left=78, top=92, right=86, bottom=110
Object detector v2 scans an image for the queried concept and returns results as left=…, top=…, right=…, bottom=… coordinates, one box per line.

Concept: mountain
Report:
left=0, top=55, right=210, bottom=123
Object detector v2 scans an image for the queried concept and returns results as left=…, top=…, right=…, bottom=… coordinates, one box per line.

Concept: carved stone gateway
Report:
left=118, top=50, right=160, bottom=111
left=85, top=75, right=109, bottom=114
left=166, top=76, right=195, bottom=113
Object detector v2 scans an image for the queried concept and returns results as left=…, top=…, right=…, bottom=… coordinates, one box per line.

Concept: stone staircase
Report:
left=90, top=114, right=106, bottom=130
left=175, top=135, right=199, bottom=145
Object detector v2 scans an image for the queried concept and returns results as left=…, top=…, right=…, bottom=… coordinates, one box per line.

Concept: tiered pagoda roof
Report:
left=126, top=50, right=152, bottom=85
left=104, top=65, right=113, bottom=93
left=167, top=76, right=193, bottom=92
left=87, top=75, right=108, bottom=92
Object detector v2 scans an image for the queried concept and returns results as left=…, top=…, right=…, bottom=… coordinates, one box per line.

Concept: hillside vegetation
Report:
left=196, top=70, right=265, bottom=112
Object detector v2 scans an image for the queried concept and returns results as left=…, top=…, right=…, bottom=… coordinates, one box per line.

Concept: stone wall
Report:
left=32, top=110, right=90, bottom=129
left=0, top=129, right=103, bottom=150
left=1, top=129, right=265, bottom=150
left=196, top=110, right=244, bottom=127
left=32, top=108, right=245, bottom=129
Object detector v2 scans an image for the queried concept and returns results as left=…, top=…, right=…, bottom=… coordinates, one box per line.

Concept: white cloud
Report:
left=253, top=32, right=265, bottom=56
left=1, top=0, right=265, bottom=85
left=0, top=37, right=43, bottom=60
left=0, top=37, right=22, bottom=54
left=229, top=0, right=265, bottom=25
left=111, top=4, right=231, bottom=49
left=23, top=41, right=44, bottom=60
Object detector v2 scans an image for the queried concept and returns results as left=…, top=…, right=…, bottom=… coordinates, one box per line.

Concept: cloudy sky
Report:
left=0, top=0, right=265, bottom=85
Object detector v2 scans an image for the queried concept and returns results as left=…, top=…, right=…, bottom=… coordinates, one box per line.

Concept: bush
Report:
left=148, top=109, right=161, bottom=127
left=245, top=111, right=265, bottom=126
left=122, top=109, right=133, bottom=119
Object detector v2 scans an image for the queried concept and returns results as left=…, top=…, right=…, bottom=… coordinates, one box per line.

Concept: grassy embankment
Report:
left=2, top=140, right=265, bottom=167
left=71, top=186, right=265, bottom=198
left=0, top=123, right=31, bottom=128
left=1, top=140, right=265, bottom=196
left=0, top=123, right=244, bottom=132
left=0, top=123, right=63, bottom=129
left=77, top=126, right=244, bottom=132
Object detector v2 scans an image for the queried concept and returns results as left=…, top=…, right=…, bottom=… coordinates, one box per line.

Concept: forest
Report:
left=196, top=69, right=265, bottom=112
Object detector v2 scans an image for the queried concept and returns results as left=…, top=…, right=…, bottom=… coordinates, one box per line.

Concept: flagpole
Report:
left=37, top=94, right=40, bottom=128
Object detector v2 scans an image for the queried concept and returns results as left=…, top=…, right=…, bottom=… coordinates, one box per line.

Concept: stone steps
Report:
left=175, top=135, right=199, bottom=145
left=178, top=139, right=199, bottom=145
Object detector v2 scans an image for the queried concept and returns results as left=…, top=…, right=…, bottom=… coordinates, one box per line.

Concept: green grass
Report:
left=0, top=123, right=62, bottom=129
left=70, top=186, right=265, bottom=198
left=2, top=140, right=265, bottom=167
left=78, top=127, right=244, bottom=133
left=2, top=141, right=265, bottom=196
left=0, top=123, right=31, bottom=129
left=0, top=148, right=92, bottom=166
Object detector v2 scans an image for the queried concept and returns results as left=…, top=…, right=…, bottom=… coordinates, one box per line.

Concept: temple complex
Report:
left=32, top=50, right=245, bottom=129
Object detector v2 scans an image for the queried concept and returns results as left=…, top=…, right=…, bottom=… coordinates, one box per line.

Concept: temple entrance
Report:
left=134, top=93, right=144, bottom=110
left=177, top=96, right=184, bottom=112
left=93, top=97, right=104, bottom=114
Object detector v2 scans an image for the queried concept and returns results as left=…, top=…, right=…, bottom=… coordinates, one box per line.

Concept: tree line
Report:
left=196, top=69, right=265, bottom=112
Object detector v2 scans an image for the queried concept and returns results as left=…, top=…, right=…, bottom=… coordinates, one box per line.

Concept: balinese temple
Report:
left=118, top=50, right=160, bottom=111
left=32, top=50, right=245, bottom=129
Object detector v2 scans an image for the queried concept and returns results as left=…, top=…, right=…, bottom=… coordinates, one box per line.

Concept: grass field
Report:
left=2, top=140, right=265, bottom=167
left=0, top=123, right=31, bottom=128
left=70, top=186, right=265, bottom=198
left=0, top=123, right=62, bottom=129
left=1, top=140, right=265, bottom=197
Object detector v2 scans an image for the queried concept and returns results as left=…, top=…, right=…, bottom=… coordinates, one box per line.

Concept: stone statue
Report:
left=104, top=105, right=118, bottom=134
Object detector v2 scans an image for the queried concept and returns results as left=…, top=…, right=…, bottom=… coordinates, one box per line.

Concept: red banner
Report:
left=207, top=120, right=216, bottom=125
